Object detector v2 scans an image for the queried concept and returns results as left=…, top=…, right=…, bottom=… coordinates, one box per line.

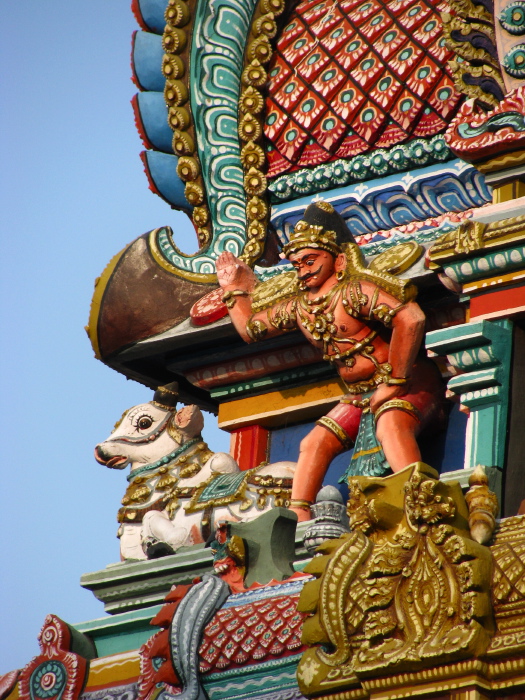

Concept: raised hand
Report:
left=216, top=251, right=257, bottom=292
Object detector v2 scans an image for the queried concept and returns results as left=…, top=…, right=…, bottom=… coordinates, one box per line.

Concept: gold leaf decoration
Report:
left=296, top=464, right=494, bottom=697
left=238, top=1, right=287, bottom=266
left=162, top=0, right=212, bottom=242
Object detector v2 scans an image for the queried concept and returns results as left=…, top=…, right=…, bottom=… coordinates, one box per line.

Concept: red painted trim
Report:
left=130, top=31, right=142, bottom=91
left=132, top=95, right=155, bottom=150
left=230, top=425, right=269, bottom=471
left=140, top=150, right=171, bottom=205
left=470, top=284, right=525, bottom=319
left=131, top=0, right=148, bottom=31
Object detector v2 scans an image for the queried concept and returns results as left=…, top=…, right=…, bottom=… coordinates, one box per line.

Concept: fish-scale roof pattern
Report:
left=199, top=592, right=306, bottom=672
left=265, top=0, right=462, bottom=177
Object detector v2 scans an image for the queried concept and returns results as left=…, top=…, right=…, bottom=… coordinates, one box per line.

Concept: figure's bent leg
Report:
left=290, top=425, right=345, bottom=522
left=375, top=409, right=421, bottom=472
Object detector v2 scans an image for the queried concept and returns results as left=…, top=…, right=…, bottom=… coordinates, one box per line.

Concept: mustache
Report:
left=298, top=265, right=323, bottom=282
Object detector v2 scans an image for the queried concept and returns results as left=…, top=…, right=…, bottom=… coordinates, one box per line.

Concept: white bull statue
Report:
left=95, top=385, right=296, bottom=560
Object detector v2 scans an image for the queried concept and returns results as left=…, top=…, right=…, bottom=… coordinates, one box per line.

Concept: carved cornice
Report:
left=427, top=212, right=525, bottom=267
left=426, top=319, right=512, bottom=470
left=268, top=137, right=453, bottom=203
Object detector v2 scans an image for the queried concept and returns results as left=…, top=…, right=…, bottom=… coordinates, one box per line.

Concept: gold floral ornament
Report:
left=162, top=54, right=185, bottom=80
left=239, top=87, right=264, bottom=114
left=296, top=463, right=495, bottom=697
left=164, top=79, right=188, bottom=107
left=184, top=182, right=204, bottom=206
left=165, top=0, right=189, bottom=26
left=238, top=0, right=287, bottom=266
left=244, top=168, right=267, bottom=196
left=176, top=156, right=200, bottom=181
left=167, top=106, right=190, bottom=130
left=172, top=130, right=195, bottom=156
left=162, top=0, right=212, bottom=246
left=241, top=142, right=265, bottom=169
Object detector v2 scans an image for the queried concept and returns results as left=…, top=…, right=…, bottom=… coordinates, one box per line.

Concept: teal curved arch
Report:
left=155, top=0, right=260, bottom=280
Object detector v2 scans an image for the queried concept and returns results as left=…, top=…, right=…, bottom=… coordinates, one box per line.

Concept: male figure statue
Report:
left=216, top=202, right=443, bottom=521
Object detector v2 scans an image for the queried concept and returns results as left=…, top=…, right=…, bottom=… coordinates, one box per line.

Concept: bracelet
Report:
left=222, top=289, right=250, bottom=308
left=288, top=499, right=312, bottom=511
left=385, top=376, right=410, bottom=386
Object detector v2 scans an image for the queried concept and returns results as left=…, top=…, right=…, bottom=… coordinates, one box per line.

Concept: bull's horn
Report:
left=152, top=381, right=179, bottom=410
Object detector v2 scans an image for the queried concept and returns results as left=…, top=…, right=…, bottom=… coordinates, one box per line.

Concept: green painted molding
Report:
left=210, top=362, right=336, bottom=400
left=81, top=525, right=312, bottom=615
left=426, top=319, right=512, bottom=472
left=80, top=544, right=214, bottom=614
left=73, top=605, right=162, bottom=657
left=203, top=655, right=301, bottom=700
left=442, top=245, right=525, bottom=285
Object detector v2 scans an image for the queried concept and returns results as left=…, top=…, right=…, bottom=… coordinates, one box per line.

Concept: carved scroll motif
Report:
left=297, top=464, right=494, bottom=697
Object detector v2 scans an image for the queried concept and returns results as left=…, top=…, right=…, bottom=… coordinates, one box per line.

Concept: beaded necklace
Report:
left=127, top=437, right=201, bottom=482
left=297, top=283, right=378, bottom=367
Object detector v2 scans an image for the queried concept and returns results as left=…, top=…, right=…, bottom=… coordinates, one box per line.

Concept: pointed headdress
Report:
left=282, top=201, right=355, bottom=259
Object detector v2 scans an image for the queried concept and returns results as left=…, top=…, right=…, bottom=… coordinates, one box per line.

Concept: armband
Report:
left=371, top=301, right=405, bottom=327
left=373, top=399, right=421, bottom=423
left=246, top=318, right=268, bottom=341
left=288, top=499, right=312, bottom=511
left=385, top=376, right=409, bottom=386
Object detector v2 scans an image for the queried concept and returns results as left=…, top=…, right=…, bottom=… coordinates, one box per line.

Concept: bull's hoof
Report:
left=143, top=538, right=176, bottom=559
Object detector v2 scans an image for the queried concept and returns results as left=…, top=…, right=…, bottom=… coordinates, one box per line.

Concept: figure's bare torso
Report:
left=294, top=301, right=390, bottom=383
left=289, top=288, right=390, bottom=384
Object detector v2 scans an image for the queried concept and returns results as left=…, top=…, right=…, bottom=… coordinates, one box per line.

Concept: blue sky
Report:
left=0, top=2, right=230, bottom=672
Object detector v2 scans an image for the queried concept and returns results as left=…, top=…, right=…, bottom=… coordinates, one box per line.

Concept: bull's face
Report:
left=95, top=403, right=204, bottom=471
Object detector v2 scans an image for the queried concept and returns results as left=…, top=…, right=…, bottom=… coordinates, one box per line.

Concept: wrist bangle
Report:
left=385, top=376, right=410, bottom=386
left=222, top=289, right=250, bottom=308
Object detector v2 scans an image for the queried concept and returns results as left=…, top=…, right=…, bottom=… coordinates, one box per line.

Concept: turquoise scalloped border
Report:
left=268, top=136, right=452, bottom=202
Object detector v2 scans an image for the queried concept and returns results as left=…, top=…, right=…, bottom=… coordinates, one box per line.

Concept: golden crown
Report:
left=282, top=219, right=342, bottom=258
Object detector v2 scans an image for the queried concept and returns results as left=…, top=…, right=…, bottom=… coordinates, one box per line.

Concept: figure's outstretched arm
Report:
left=217, top=252, right=257, bottom=342
left=216, top=252, right=297, bottom=343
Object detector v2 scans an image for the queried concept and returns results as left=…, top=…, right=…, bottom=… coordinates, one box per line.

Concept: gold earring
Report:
left=336, top=270, right=344, bottom=281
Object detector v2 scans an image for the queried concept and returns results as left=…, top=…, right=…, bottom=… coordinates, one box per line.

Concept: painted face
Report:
left=288, top=248, right=336, bottom=290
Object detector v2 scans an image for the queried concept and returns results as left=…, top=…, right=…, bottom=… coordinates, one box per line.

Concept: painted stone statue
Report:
left=217, top=201, right=445, bottom=522
left=95, top=383, right=296, bottom=560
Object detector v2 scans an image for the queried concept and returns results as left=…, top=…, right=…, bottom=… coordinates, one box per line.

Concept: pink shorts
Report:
left=318, top=359, right=445, bottom=447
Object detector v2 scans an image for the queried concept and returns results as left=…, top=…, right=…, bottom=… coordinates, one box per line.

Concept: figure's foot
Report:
left=143, top=538, right=176, bottom=559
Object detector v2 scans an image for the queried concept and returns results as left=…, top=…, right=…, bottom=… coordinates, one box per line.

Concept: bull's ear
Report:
left=174, top=405, right=204, bottom=435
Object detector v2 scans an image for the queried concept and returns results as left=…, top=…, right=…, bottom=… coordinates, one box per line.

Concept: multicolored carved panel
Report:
left=446, top=85, right=525, bottom=167
left=264, top=0, right=463, bottom=177
left=18, top=616, right=93, bottom=700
